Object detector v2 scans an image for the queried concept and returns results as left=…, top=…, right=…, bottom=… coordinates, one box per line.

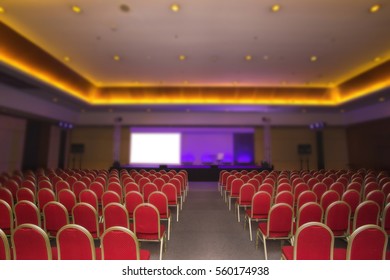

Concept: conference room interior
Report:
left=1, top=1, right=390, bottom=260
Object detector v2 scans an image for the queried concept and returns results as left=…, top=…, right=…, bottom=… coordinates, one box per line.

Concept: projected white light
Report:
left=130, top=133, right=181, bottom=164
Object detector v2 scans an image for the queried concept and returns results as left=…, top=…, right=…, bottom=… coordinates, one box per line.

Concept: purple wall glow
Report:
left=130, top=127, right=254, bottom=165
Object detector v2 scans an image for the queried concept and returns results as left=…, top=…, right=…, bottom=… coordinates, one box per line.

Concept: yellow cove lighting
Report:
left=72, top=5, right=82, bottom=13
left=370, top=4, right=381, bottom=13
left=171, top=4, right=180, bottom=12
left=271, top=4, right=281, bottom=12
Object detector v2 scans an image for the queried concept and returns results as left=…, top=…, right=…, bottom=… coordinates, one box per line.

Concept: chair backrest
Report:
left=352, top=200, right=380, bottom=231
left=5, top=179, right=19, bottom=199
left=143, top=182, right=159, bottom=201
left=16, top=187, right=35, bottom=203
left=293, top=222, right=334, bottom=260
left=276, top=183, right=292, bottom=194
left=238, top=183, right=256, bottom=205
left=14, top=200, right=41, bottom=227
left=0, top=229, right=11, bottom=260
left=56, top=224, right=97, bottom=260
left=101, top=226, right=144, bottom=260
left=347, top=225, right=388, bottom=260
left=152, top=178, right=165, bottom=191
left=320, top=190, right=340, bottom=212
left=312, top=182, right=327, bottom=203
left=37, top=188, right=56, bottom=212
left=324, top=201, right=351, bottom=237
left=72, top=181, right=88, bottom=201
left=125, top=191, right=144, bottom=218
left=230, top=178, right=244, bottom=197
left=346, top=181, right=362, bottom=193
left=0, top=199, right=13, bottom=235
left=54, top=180, right=70, bottom=196
left=294, top=183, right=310, bottom=203
left=382, top=182, right=390, bottom=198
left=21, top=179, right=36, bottom=195
left=342, top=189, right=361, bottom=216
left=139, top=177, right=152, bottom=191
left=79, top=189, right=99, bottom=211
left=161, top=183, right=178, bottom=204
left=12, top=224, right=52, bottom=260
left=133, top=203, right=161, bottom=237
left=57, top=189, right=77, bottom=214
left=329, top=182, right=344, bottom=198
left=107, top=182, right=123, bottom=201
left=266, top=203, right=294, bottom=237
left=0, top=187, right=14, bottom=209
left=307, top=177, right=320, bottom=190
left=148, top=191, right=169, bottom=218
left=297, top=190, right=317, bottom=210
left=89, top=181, right=105, bottom=203
left=296, top=202, right=323, bottom=228
left=366, top=190, right=385, bottom=210
left=72, top=202, right=100, bottom=238
left=363, top=182, right=380, bottom=199
left=124, top=182, right=140, bottom=194
left=258, top=183, right=274, bottom=198
left=101, top=190, right=121, bottom=209
left=251, top=191, right=272, bottom=217
left=103, top=202, right=129, bottom=231
left=275, top=191, right=294, bottom=208
left=382, top=203, right=390, bottom=235
left=43, top=201, right=69, bottom=237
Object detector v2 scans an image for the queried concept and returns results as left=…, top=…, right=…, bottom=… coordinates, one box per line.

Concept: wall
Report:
left=0, top=114, right=26, bottom=173
left=323, top=127, right=349, bottom=170
left=69, top=126, right=129, bottom=170
left=347, top=118, right=390, bottom=171
left=47, top=125, right=61, bottom=169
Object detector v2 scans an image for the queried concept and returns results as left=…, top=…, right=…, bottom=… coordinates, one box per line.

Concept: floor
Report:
left=141, top=182, right=348, bottom=260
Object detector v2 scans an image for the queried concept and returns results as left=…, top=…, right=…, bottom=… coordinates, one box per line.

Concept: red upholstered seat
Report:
left=103, top=202, right=129, bottom=231
left=325, top=201, right=351, bottom=239
left=236, top=183, right=256, bottom=222
left=148, top=191, right=172, bottom=240
left=43, top=201, right=69, bottom=237
left=0, top=229, right=11, bottom=260
left=244, top=191, right=272, bottom=241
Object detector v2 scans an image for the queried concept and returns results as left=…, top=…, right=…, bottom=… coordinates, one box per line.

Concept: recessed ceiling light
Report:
left=370, top=4, right=381, bottom=13
left=271, top=4, right=281, bottom=12
left=72, top=5, right=82, bottom=14
left=171, top=4, right=180, bottom=12
left=245, top=55, right=252, bottom=61
left=179, top=55, right=186, bottom=61
left=0, top=6, right=5, bottom=13
left=263, top=55, right=269, bottom=60
left=113, top=55, right=120, bottom=61
left=374, top=56, right=382, bottom=62
left=310, top=56, right=318, bottom=62
left=63, top=56, right=70, bottom=62
left=379, top=97, right=385, bottom=102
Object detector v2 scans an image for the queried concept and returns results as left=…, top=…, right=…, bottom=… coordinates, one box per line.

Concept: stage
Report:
left=117, top=164, right=272, bottom=181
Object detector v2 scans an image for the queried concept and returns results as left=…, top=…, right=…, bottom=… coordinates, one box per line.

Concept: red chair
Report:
left=351, top=201, right=380, bottom=234
left=381, top=203, right=390, bottom=237
left=14, top=200, right=41, bottom=227
left=21, top=179, right=36, bottom=195
left=366, top=190, right=385, bottom=211
left=282, top=222, right=334, bottom=260
left=42, top=201, right=69, bottom=238
left=0, top=187, right=14, bottom=209
left=38, top=179, right=53, bottom=191
left=329, top=182, right=344, bottom=198
left=89, top=181, right=105, bottom=205
left=347, top=181, right=362, bottom=193
left=11, top=224, right=57, bottom=260
left=382, top=182, right=390, bottom=199
left=162, top=183, right=180, bottom=222
left=236, top=183, right=256, bottom=222
left=0, top=228, right=11, bottom=260
left=296, top=190, right=317, bottom=210
left=132, top=203, right=167, bottom=260
left=276, top=183, right=292, bottom=194
left=101, top=226, right=150, bottom=260
left=58, top=189, right=77, bottom=217
left=342, top=189, right=361, bottom=218
left=56, top=224, right=101, bottom=260
left=101, top=190, right=121, bottom=210
left=72, top=181, right=88, bottom=201
left=16, top=187, right=35, bottom=203
left=224, top=175, right=236, bottom=203
left=334, top=225, right=388, bottom=260
left=322, top=177, right=334, bottom=188
left=258, top=183, right=274, bottom=198
left=169, top=178, right=184, bottom=209
left=72, top=202, right=103, bottom=239
left=124, top=182, right=140, bottom=194
left=54, top=180, right=70, bottom=196
left=103, top=202, right=130, bottom=232
left=256, top=203, right=294, bottom=260
left=228, top=178, right=244, bottom=211
left=0, top=199, right=13, bottom=235
left=324, top=200, right=351, bottom=239
left=293, top=183, right=310, bottom=206
left=4, top=179, right=19, bottom=200
left=148, top=191, right=172, bottom=240
left=37, top=188, right=56, bottom=213
left=312, top=182, right=327, bottom=203
left=65, top=176, right=78, bottom=188
left=363, top=182, right=380, bottom=199
left=320, top=190, right=340, bottom=212
left=143, top=182, right=159, bottom=202
left=275, top=191, right=294, bottom=208
left=293, top=202, right=323, bottom=237
left=244, top=191, right=272, bottom=241
left=307, top=177, right=319, bottom=190
left=139, top=177, right=151, bottom=193
left=125, top=191, right=144, bottom=220
left=107, top=181, right=123, bottom=202
left=79, top=189, right=99, bottom=215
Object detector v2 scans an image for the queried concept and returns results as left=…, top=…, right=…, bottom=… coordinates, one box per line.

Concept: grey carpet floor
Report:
left=141, top=182, right=348, bottom=260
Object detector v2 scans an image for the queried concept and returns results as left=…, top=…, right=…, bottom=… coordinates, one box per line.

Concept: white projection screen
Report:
left=130, top=133, right=181, bottom=164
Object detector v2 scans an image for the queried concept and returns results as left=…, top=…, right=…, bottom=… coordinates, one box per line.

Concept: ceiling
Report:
left=0, top=0, right=390, bottom=111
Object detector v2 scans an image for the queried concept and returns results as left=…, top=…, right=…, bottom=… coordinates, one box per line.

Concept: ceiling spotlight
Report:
left=179, top=55, right=186, bottom=61
left=72, top=5, right=82, bottom=14
left=271, top=4, right=281, bottom=12
left=63, top=56, right=70, bottom=62
left=245, top=55, right=252, bottom=61
left=119, top=4, right=130, bottom=12
left=113, top=55, right=120, bottom=61
left=370, top=4, right=381, bottom=13
left=310, top=55, right=318, bottom=62
left=374, top=56, right=382, bottom=62
left=171, top=4, right=180, bottom=12
left=0, top=6, right=5, bottom=13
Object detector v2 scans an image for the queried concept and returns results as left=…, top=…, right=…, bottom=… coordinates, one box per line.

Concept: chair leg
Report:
left=167, top=217, right=171, bottom=240
left=262, top=234, right=268, bottom=260
left=249, top=217, right=253, bottom=241
left=229, top=197, right=231, bottom=210
left=176, top=205, right=179, bottom=222
left=237, top=205, right=240, bottom=222
left=159, top=238, right=164, bottom=260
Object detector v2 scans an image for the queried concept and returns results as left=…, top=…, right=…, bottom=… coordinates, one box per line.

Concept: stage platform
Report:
left=117, top=164, right=272, bottom=181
